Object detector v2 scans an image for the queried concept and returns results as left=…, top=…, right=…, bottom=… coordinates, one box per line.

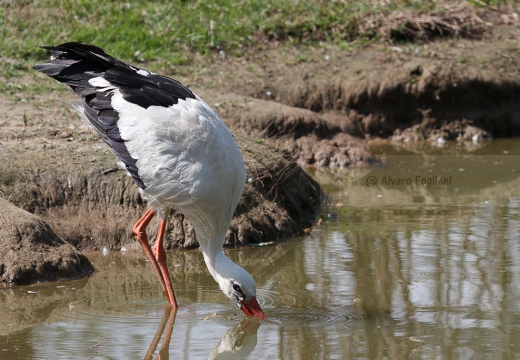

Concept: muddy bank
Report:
left=280, top=56, right=519, bottom=142
left=0, top=198, right=93, bottom=286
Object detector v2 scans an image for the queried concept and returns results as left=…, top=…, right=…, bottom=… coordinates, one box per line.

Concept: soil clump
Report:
left=0, top=198, right=93, bottom=286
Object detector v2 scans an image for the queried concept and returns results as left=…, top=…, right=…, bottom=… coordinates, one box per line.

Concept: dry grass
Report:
left=361, top=2, right=499, bottom=41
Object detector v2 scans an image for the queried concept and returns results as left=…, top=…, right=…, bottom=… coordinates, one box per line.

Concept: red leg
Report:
left=153, top=217, right=178, bottom=308
left=133, top=208, right=169, bottom=301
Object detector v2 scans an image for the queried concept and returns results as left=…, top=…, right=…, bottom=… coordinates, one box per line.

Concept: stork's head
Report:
left=213, top=257, right=265, bottom=319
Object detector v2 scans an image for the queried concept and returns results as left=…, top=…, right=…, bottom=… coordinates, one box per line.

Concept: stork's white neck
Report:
left=203, top=246, right=231, bottom=280
left=191, top=219, right=257, bottom=302
left=198, top=232, right=236, bottom=282
left=181, top=201, right=237, bottom=280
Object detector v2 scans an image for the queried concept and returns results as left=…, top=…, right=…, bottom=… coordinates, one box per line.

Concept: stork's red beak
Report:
left=240, top=297, right=265, bottom=319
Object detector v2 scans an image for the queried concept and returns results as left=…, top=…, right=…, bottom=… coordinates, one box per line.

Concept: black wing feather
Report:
left=33, top=42, right=196, bottom=190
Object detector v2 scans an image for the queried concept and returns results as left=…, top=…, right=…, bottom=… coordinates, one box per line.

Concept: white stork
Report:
left=34, top=42, right=265, bottom=318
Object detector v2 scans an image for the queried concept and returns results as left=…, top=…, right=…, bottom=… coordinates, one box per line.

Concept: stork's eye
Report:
left=232, top=283, right=242, bottom=293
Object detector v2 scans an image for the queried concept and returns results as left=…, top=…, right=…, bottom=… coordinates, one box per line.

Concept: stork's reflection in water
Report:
left=144, top=308, right=261, bottom=359
left=209, top=318, right=261, bottom=359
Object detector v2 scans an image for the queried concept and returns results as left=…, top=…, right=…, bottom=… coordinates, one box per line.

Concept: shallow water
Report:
left=2, top=139, right=520, bottom=359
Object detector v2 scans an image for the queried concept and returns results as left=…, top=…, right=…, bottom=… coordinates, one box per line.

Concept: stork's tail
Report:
left=33, top=42, right=133, bottom=96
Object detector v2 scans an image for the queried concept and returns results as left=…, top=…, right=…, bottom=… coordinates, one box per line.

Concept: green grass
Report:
left=3, top=1, right=514, bottom=65
left=0, top=0, right=517, bottom=93
left=4, top=0, right=367, bottom=64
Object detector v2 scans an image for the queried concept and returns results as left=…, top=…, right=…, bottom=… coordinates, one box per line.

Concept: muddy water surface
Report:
left=2, top=139, right=520, bottom=359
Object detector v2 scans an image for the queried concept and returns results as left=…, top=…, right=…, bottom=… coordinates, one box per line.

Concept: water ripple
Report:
left=257, top=289, right=300, bottom=308
left=265, top=306, right=362, bottom=326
